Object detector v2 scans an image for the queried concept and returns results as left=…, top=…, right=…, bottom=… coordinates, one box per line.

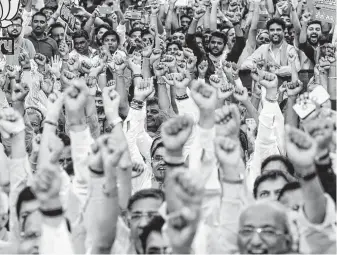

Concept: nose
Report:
left=138, top=216, right=149, bottom=228
left=250, top=231, right=264, bottom=247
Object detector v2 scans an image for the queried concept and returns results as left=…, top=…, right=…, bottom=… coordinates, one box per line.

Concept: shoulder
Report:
left=47, top=37, right=58, bottom=46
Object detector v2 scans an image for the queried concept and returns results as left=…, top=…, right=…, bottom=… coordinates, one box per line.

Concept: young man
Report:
left=253, top=170, right=289, bottom=200
left=241, top=18, right=300, bottom=79
left=26, top=12, right=59, bottom=59
left=48, top=22, right=66, bottom=47
left=111, top=189, right=165, bottom=254
left=4, top=16, right=36, bottom=65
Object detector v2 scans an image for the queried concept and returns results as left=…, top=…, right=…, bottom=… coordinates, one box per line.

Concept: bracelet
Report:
left=299, top=171, right=317, bottom=181
left=163, top=160, right=185, bottom=167
left=130, top=102, right=143, bottom=110
left=115, top=72, right=125, bottom=79
left=39, top=208, right=64, bottom=217
left=221, top=176, right=244, bottom=184
left=44, top=120, right=57, bottom=127
left=176, top=94, right=189, bottom=100
left=109, top=117, right=122, bottom=129
left=315, top=151, right=330, bottom=162
left=131, top=98, right=144, bottom=107
left=89, top=166, right=104, bottom=176
left=265, top=96, right=278, bottom=103
left=132, top=74, right=143, bottom=80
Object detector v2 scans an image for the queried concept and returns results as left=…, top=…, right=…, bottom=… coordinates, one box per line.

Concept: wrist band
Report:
left=163, top=161, right=185, bottom=167
left=89, top=166, right=104, bottom=176
left=265, top=96, right=278, bottom=103
left=132, top=74, right=143, bottom=80
left=176, top=94, right=189, bottom=100
left=301, top=171, right=317, bottom=181
left=316, top=151, right=330, bottom=162
left=221, top=176, right=244, bottom=184
left=44, top=120, right=57, bottom=127
left=131, top=99, right=144, bottom=110
left=40, top=208, right=64, bottom=217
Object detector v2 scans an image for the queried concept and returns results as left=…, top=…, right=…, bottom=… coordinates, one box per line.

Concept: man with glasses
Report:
left=4, top=16, right=36, bottom=66
left=237, top=201, right=294, bottom=254
left=111, top=189, right=165, bottom=254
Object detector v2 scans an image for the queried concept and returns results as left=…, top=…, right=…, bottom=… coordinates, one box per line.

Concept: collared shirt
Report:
left=26, top=32, right=59, bottom=59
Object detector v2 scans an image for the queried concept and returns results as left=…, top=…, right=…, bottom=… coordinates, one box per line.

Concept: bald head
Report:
left=238, top=201, right=292, bottom=254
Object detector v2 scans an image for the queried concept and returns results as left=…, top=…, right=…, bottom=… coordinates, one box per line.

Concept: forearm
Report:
left=210, top=3, right=218, bottom=31
left=157, top=79, right=172, bottom=112
left=328, top=64, right=336, bottom=100
left=266, top=0, right=275, bottom=15
left=242, top=100, right=259, bottom=125
left=142, top=59, right=151, bottom=79
left=188, top=19, right=198, bottom=35
left=285, top=96, right=298, bottom=127
left=290, top=8, right=301, bottom=34
left=86, top=176, right=118, bottom=254
left=299, top=164, right=326, bottom=224
left=203, top=7, right=211, bottom=30
left=299, top=23, right=308, bottom=44
left=115, top=73, right=129, bottom=115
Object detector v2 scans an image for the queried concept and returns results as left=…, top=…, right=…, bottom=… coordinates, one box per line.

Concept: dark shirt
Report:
left=226, top=36, right=246, bottom=63
left=26, top=32, right=59, bottom=60
left=299, top=42, right=316, bottom=65
left=316, top=159, right=336, bottom=203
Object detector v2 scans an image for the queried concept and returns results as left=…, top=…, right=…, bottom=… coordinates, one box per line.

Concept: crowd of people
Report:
left=0, top=0, right=336, bottom=253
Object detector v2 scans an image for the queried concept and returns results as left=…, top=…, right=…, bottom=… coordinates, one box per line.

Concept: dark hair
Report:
left=173, top=27, right=185, bottom=34
left=102, top=30, right=120, bottom=44
left=307, top=20, right=322, bottom=29
left=72, top=29, right=89, bottom=40
left=266, top=18, right=286, bottom=31
left=140, top=216, right=165, bottom=252
left=150, top=135, right=163, bottom=158
left=41, top=6, right=56, bottom=13
left=141, top=29, right=151, bottom=38
left=195, top=31, right=203, bottom=39
left=166, top=41, right=183, bottom=51
left=94, top=24, right=111, bottom=35
left=48, top=22, right=65, bottom=36
left=127, top=189, right=165, bottom=211
left=253, top=170, right=289, bottom=199
left=210, top=31, right=228, bottom=46
left=16, top=187, right=36, bottom=218
left=58, top=132, right=71, bottom=147
left=32, top=12, right=47, bottom=22
left=180, top=14, right=192, bottom=22
left=129, top=27, right=142, bottom=37
left=261, top=155, right=295, bottom=176
left=277, top=182, right=301, bottom=201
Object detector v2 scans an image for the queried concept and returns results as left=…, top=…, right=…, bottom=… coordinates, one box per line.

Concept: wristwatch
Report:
left=110, top=117, right=123, bottom=129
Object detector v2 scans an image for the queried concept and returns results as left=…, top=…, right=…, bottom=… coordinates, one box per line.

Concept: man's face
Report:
left=151, top=146, right=166, bottom=182
left=32, top=15, right=47, bottom=34
left=146, top=231, right=170, bottom=254
left=142, top=33, right=154, bottom=47
left=172, top=32, right=185, bottom=47
left=209, top=36, right=225, bottom=56
left=238, top=204, right=291, bottom=254
left=51, top=27, right=65, bottom=46
left=256, top=32, right=270, bottom=47
left=59, top=145, right=72, bottom=171
left=96, top=27, right=108, bottom=43
left=74, top=36, right=89, bottom=54
left=307, top=23, right=322, bottom=46
left=7, top=19, right=22, bottom=38
left=203, top=32, right=211, bottom=47
left=103, top=34, right=119, bottom=54
left=279, top=188, right=303, bottom=212
left=42, top=8, right=54, bottom=20
left=147, top=104, right=161, bottom=130
left=131, top=31, right=142, bottom=44
left=26, top=112, right=42, bottom=134
left=128, top=198, right=162, bottom=251
left=268, top=23, right=284, bottom=45
left=18, top=200, right=41, bottom=254
left=196, top=36, right=204, bottom=51
left=280, top=15, right=291, bottom=27
left=256, top=177, right=288, bottom=201
left=167, top=43, right=179, bottom=55
left=181, top=17, right=191, bottom=29
left=284, top=27, right=293, bottom=44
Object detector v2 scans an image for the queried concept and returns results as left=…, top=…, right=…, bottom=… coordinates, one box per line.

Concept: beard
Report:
left=210, top=47, right=224, bottom=57
left=270, top=34, right=283, bottom=44
left=308, top=34, right=320, bottom=46
left=8, top=30, right=21, bottom=38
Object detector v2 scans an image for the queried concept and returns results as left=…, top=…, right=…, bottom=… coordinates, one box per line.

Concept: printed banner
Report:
left=60, top=3, right=77, bottom=30
left=0, top=37, right=14, bottom=55
left=313, top=0, right=336, bottom=24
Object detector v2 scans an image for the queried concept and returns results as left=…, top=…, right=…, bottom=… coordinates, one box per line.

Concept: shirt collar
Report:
left=268, top=41, right=284, bottom=52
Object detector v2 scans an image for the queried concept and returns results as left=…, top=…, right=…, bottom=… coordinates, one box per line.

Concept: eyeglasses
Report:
left=20, top=231, right=41, bottom=241
left=129, top=211, right=160, bottom=221
left=152, top=155, right=164, bottom=162
left=173, top=36, right=185, bottom=40
left=239, top=227, right=285, bottom=241
left=147, top=247, right=172, bottom=254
